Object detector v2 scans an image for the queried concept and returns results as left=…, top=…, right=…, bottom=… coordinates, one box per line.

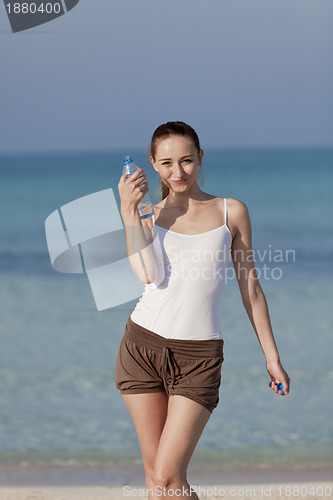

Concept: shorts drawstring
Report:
left=160, top=346, right=176, bottom=393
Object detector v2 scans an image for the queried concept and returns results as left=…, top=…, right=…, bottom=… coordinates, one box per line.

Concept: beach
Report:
left=2, top=0, right=333, bottom=495
left=0, top=462, right=332, bottom=499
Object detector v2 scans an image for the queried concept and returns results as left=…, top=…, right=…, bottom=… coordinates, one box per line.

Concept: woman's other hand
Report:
left=266, top=360, right=290, bottom=396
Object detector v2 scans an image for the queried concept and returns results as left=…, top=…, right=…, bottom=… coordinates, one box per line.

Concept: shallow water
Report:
left=0, top=148, right=332, bottom=465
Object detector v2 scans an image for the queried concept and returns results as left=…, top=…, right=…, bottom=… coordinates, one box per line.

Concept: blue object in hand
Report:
left=277, top=382, right=284, bottom=391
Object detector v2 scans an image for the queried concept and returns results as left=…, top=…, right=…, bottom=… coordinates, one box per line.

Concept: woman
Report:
left=116, top=121, right=290, bottom=500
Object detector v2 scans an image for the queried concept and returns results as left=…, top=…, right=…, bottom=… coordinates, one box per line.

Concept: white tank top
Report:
left=130, top=198, right=232, bottom=340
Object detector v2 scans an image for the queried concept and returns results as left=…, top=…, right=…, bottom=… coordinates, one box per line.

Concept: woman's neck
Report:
left=165, top=183, right=210, bottom=209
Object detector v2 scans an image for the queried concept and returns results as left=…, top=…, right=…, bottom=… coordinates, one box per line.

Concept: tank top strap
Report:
left=224, top=197, right=227, bottom=226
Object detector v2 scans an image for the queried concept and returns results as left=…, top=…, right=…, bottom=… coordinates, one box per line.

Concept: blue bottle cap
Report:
left=277, top=382, right=284, bottom=391
left=123, top=155, right=132, bottom=165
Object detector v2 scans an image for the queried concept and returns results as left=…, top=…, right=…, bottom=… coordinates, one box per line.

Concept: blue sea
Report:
left=0, top=148, right=332, bottom=467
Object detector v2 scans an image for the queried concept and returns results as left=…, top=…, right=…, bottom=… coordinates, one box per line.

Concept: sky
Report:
left=1, top=0, right=332, bottom=153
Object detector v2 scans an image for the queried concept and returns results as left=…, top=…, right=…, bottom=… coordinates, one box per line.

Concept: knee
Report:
left=152, top=467, right=185, bottom=490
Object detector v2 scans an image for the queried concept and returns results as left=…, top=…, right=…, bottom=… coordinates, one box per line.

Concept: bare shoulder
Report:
left=226, top=198, right=251, bottom=238
left=227, top=197, right=249, bottom=217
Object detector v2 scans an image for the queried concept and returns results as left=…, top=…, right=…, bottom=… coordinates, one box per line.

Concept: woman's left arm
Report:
left=229, top=199, right=290, bottom=396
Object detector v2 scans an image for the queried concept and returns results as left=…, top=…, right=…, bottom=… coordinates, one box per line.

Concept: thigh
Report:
left=116, top=336, right=164, bottom=393
left=122, top=392, right=168, bottom=473
left=154, top=395, right=211, bottom=481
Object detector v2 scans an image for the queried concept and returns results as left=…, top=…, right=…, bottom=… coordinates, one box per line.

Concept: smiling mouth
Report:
left=172, top=179, right=186, bottom=183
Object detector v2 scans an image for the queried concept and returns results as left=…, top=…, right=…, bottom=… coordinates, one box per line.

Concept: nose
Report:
left=172, top=162, right=185, bottom=178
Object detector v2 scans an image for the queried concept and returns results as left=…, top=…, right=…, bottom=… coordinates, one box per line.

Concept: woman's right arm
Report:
left=118, top=168, right=159, bottom=284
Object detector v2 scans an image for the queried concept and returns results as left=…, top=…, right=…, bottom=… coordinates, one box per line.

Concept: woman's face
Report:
left=150, top=135, right=203, bottom=194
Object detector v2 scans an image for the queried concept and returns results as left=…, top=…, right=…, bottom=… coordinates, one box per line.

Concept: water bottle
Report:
left=122, top=155, right=154, bottom=220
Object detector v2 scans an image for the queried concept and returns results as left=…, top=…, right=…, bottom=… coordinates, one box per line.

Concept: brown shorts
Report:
left=115, top=316, right=224, bottom=413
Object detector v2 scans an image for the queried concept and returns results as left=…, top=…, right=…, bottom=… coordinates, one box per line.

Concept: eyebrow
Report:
left=158, top=155, right=194, bottom=161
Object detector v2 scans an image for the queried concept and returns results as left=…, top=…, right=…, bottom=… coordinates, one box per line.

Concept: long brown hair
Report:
left=150, top=121, right=204, bottom=200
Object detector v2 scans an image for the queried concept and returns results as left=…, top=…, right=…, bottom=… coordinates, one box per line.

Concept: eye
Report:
left=182, top=159, right=192, bottom=163
left=161, top=161, right=171, bottom=166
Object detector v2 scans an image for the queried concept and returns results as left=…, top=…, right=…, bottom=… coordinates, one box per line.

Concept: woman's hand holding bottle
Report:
left=119, top=156, right=154, bottom=220
left=118, top=168, right=149, bottom=217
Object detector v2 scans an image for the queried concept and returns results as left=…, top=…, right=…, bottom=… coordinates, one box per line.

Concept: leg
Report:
left=152, top=395, right=212, bottom=499
left=121, top=392, right=168, bottom=494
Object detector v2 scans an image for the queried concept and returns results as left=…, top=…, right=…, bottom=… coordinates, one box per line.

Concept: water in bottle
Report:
left=122, top=155, right=154, bottom=219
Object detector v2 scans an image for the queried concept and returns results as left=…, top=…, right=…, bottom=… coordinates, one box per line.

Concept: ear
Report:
left=150, top=155, right=159, bottom=173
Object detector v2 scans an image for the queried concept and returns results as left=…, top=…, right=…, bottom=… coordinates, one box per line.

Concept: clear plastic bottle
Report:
left=122, top=155, right=154, bottom=220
